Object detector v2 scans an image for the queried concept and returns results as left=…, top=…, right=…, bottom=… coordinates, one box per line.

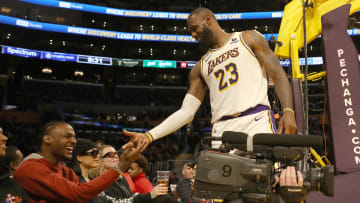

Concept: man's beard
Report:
left=198, top=26, right=215, bottom=53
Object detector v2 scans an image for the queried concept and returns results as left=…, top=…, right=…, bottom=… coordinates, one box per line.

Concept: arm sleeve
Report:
left=149, top=93, right=201, bottom=140
left=14, top=160, right=119, bottom=202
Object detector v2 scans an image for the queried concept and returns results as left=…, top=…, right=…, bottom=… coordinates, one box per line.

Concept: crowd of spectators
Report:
left=0, top=109, right=207, bottom=177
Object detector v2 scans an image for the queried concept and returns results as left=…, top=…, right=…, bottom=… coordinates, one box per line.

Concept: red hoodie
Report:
left=133, top=172, right=154, bottom=194
left=14, top=155, right=119, bottom=203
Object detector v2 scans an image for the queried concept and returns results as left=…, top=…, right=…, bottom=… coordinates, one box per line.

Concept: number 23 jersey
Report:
left=200, top=32, right=270, bottom=123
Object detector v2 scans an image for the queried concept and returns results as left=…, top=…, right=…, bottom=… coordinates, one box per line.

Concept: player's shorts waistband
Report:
left=218, top=104, right=270, bottom=122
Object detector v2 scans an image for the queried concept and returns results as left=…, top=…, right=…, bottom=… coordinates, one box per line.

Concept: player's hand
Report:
left=278, top=111, right=297, bottom=134
left=122, top=130, right=150, bottom=152
left=118, top=139, right=145, bottom=171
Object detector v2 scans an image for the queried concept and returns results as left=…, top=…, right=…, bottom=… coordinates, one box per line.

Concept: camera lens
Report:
left=305, top=166, right=334, bottom=196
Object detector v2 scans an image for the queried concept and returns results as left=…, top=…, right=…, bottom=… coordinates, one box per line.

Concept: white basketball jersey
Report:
left=200, top=32, right=270, bottom=123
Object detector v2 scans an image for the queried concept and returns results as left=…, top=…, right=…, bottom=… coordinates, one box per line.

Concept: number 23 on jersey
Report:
left=214, top=63, right=239, bottom=92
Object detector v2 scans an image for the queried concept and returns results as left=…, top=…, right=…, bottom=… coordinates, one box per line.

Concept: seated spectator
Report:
left=13, top=121, right=144, bottom=203
left=90, top=145, right=177, bottom=203
left=70, top=138, right=100, bottom=183
left=176, top=161, right=211, bottom=203
left=127, top=154, right=154, bottom=194
left=0, top=127, right=30, bottom=203
left=5, top=146, right=24, bottom=176
left=70, top=138, right=121, bottom=203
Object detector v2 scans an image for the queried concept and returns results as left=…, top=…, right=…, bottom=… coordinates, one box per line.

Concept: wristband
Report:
left=283, top=108, right=294, bottom=114
left=144, top=132, right=153, bottom=143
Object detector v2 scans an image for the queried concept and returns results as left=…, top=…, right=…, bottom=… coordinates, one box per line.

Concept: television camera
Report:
left=193, top=132, right=334, bottom=203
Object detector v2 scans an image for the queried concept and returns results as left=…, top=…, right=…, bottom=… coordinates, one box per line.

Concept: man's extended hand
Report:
left=278, top=111, right=297, bottom=134
left=122, top=130, right=150, bottom=152
left=118, top=139, right=145, bottom=171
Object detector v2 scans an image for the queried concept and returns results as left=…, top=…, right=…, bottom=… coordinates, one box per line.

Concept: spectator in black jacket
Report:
left=176, top=161, right=211, bottom=203
left=5, top=146, right=24, bottom=176
left=70, top=138, right=100, bottom=183
left=0, top=127, right=30, bottom=203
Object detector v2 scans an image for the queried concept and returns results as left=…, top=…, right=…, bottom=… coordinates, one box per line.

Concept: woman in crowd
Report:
left=71, top=138, right=100, bottom=183
left=71, top=140, right=158, bottom=203
left=90, top=145, right=176, bottom=203
left=71, top=138, right=117, bottom=203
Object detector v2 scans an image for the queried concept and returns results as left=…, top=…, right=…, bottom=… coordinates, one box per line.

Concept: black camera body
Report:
left=193, top=141, right=333, bottom=203
left=194, top=150, right=273, bottom=201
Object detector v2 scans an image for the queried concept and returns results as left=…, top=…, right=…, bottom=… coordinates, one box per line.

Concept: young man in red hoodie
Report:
left=128, top=154, right=154, bottom=194
left=14, top=121, right=145, bottom=203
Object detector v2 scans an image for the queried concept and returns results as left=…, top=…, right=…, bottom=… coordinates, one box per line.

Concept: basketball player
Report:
left=124, top=7, right=297, bottom=150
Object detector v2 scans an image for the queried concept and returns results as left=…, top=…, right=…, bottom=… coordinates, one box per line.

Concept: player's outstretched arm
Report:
left=123, top=63, right=207, bottom=150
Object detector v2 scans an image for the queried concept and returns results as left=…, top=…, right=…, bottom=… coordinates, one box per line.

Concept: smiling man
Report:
left=13, top=121, right=145, bottom=203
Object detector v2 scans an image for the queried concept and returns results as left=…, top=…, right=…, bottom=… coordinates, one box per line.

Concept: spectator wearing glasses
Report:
left=70, top=138, right=100, bottom=183
left=91, top=145, right=139, bottom=198
left=90, top=145, right=175, bottom=203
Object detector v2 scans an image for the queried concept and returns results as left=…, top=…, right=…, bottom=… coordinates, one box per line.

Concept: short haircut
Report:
left=189, top=7, right=216, bottom=19
left=134, top=154, right=148, bottom=170
left=39, top=121, right=68, bottom=137
left=36, top=121, right=68, bottom=149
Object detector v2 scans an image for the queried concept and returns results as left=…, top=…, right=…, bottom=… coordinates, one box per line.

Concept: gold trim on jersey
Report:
left=266, top=110, right=275, bottom=134
left=239, top=33, right=256, bottom=57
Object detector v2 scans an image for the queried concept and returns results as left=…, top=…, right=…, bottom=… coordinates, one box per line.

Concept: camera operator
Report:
left=222, top=166, right=306, bottom=203
left=276, top=166, right=306, bottom=203
left=176, top=161, right=212, bottom=203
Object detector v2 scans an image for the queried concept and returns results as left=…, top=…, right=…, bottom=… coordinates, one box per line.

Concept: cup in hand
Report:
left=157, top=171, right=170, bottom=194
